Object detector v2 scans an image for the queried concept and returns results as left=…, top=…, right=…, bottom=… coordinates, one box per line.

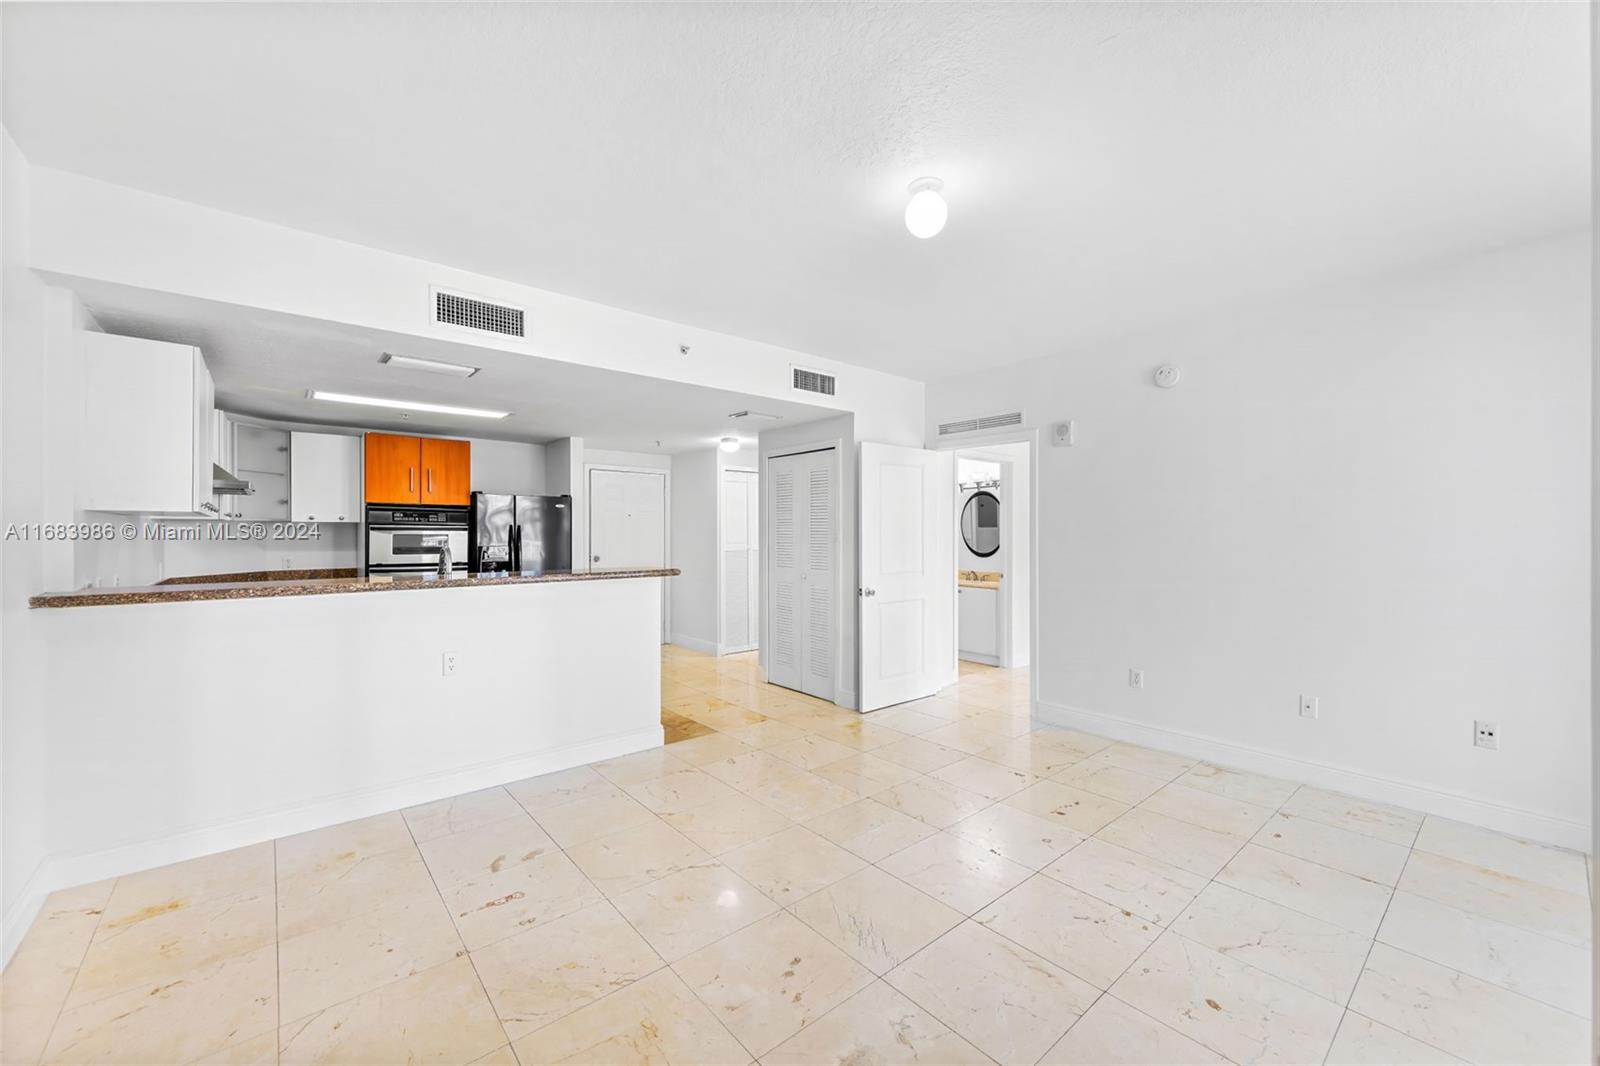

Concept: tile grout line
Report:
left=405, top=792, right=519, bottom=1061
left=272, top=840, right=281, bottom=1066
left=32, top=873, right=118, bottom=1066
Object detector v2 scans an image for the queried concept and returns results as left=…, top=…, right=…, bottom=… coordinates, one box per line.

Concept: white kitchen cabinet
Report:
left=290, top=432, right=361, bottom=522
left=233, top=424, right=290, bottom=521
left=958, top=585, right=999, bottom=662
left=80, top=332, right=217, bottom=515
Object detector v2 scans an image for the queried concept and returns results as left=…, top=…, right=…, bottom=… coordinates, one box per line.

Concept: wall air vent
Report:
left=433, top=288, right=525, bottom=338
left=938, top=411, right=1024, bottom=436
left=791, top=366, right=837, bottom=396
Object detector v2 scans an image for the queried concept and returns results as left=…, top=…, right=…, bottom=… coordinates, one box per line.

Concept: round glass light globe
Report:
left=904, top=188, right=948, bottom=239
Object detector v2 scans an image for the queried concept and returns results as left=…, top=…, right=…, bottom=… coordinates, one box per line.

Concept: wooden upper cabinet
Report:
left=420, top=437, right=471, bottom=505
left=365, top=433, right=421, bottom=503
left=364, top=433, right=472, bottom=504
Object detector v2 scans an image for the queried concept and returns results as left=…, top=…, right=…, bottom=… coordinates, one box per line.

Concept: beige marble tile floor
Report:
left=3, top=647, right=1590, bottom=1065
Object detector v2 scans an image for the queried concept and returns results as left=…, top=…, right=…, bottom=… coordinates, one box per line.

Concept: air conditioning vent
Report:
left=978, top=411, right=1023, bottom=430
left=433, top=289, right=525, bottom=338
left=791, top=366, right=837, bottom=396
left=938, top=411, right=1023, bottom=436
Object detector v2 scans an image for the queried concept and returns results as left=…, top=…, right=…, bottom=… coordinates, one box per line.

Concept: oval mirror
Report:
left=961, top=490, right=1000, bottom=558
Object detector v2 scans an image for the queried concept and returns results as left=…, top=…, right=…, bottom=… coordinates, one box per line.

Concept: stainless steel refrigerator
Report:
left=469, top=492, right=573, bottom=574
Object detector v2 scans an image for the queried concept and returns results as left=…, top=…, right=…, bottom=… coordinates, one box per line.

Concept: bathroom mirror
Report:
left=961, top=490, right=1000, bottom=557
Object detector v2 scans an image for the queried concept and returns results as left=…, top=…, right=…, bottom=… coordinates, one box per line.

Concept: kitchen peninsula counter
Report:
left=31, top=567, right=680, bottom=608
left=29, top=564, right=671, bottom=890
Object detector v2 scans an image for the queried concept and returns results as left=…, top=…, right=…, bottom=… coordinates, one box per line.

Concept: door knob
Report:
left=859, top=587, right=876, bottom=597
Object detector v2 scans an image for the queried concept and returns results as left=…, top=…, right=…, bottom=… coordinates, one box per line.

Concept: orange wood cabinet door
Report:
left=420, top=437, right=471, bottom=505
left=365, top=433, right=421, bottom=503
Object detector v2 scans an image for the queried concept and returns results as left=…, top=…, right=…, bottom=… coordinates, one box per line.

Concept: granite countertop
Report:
left=157, top=567, right=359, bottom=585
left=31, top=568, right=681, bottom=609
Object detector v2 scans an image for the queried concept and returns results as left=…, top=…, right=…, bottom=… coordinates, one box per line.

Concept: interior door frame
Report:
left=718, top=464, right=759, bottom=656
left=762, top=438, right=843, bottom=705
left=937, top=428, right=1041, bottom=711
left=584, top=462, right=671, bottom=641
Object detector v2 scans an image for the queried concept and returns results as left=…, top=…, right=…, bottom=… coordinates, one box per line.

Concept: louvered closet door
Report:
left=720, top=469, right=758, bottom=653
left=801, top=455, right=835, bottom=700
left=766, top=449, right=836, bottom=701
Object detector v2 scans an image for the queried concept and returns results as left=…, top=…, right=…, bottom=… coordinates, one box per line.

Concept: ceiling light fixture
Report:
left=904, top=177, right=948, bottom=239
left=719, top=437, right=742, bottom=453
left=309, top=391, right=509, bottom=419
left=379, top=352, right=480, bottom=378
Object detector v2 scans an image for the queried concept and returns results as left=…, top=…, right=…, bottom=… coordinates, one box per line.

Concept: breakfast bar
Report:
left=27, top=568, right=678, bottom=891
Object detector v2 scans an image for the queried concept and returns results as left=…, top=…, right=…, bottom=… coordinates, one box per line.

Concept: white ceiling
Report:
left=3, top=3, right=1588, bottom=382
left=72, top=281, right=828, bottom=454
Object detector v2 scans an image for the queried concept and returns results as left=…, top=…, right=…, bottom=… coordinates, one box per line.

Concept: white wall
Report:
left=470, top=438, right=547, bottom=496
left=2, top=134, right=170, bottom=929
left=669, top=447, right=720, bottom=652
left=927, top=234, right=1591, bottom=847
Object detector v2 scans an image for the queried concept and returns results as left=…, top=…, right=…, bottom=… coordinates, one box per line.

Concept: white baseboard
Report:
left=668, top=634, right=719, bottom=655
left=1035, top=699, right=1589, bottom=852
left=960, top=651, right=1001, bottom=667
left=1, top=725, right=662, bottom=966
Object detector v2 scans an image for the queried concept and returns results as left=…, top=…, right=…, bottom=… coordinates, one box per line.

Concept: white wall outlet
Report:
left=1474, top=720, right=1498, bottom=750
left=1128, top=668, right=1145, bottom=689
left=1299, top=694, right=1318, bottom=719
left=442, top=652, right=460, bottom=677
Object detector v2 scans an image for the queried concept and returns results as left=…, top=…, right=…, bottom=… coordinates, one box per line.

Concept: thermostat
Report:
left=1154, top=365, right=1182, bottom=389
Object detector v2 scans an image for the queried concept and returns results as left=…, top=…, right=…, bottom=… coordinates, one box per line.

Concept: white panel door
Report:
left=767, top=449, right=835, bottom=701
left=859, top=442, right=953, bottom=711
left=721, top=469, right=759, bottom=653
left=589, top=468, right=668, bottom=638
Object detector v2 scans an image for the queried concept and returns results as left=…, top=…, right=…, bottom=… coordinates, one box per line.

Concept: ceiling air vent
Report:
left=938, top=411, right=1024, bottom=436
left=791, top=366, right=837, bottom=396
left=433, top=288, right=525, bottom=338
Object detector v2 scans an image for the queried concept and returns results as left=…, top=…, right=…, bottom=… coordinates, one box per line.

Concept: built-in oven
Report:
left=365, top=505, right=470, bottom=577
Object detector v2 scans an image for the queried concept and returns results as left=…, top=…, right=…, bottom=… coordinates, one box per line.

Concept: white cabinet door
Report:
left=958, top=586, right=999, bottom=658
left=859, top=442, right=953, bottom=711
left=290, top=432, right=362, bottom=522
left=767, top=449, right=835, bottom=702
left=80, top=332, right=214, bottom=515
left=720, top=468, right=759, bottom=653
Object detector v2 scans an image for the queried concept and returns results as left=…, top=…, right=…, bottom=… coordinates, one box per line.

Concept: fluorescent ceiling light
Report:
left=309, top=391, right=509, bottom=419
left=379, top=352, right=480, bottom=377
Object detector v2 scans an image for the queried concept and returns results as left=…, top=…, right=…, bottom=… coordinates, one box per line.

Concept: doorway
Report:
left=947, top=436, right=1035, bottom=691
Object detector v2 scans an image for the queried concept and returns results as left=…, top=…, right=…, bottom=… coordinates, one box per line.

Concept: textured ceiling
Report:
left=3, top=3, right=1588, bottom=381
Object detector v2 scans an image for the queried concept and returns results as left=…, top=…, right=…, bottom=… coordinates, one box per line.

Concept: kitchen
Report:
left=15, top=314, right=836, bottom=919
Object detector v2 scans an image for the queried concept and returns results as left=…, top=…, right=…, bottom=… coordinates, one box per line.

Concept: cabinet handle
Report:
left=408, top=467, right=414, bottom=493
left=428, top=468, right=434, bottom=494
left=337, top=514, right=345, bottom=521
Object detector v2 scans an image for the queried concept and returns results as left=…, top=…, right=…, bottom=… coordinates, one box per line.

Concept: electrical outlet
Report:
left=1299, top=694, right=1318, bottom=719
left=442, top=652, right=460, bottom=677
left=1128, top=669, right=1145, bottom=690
left=1474, top=720, right=1498, bottom=750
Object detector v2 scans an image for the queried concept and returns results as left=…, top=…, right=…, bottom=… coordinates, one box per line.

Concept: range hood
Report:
left=211, top=464, right=254, bottom=496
